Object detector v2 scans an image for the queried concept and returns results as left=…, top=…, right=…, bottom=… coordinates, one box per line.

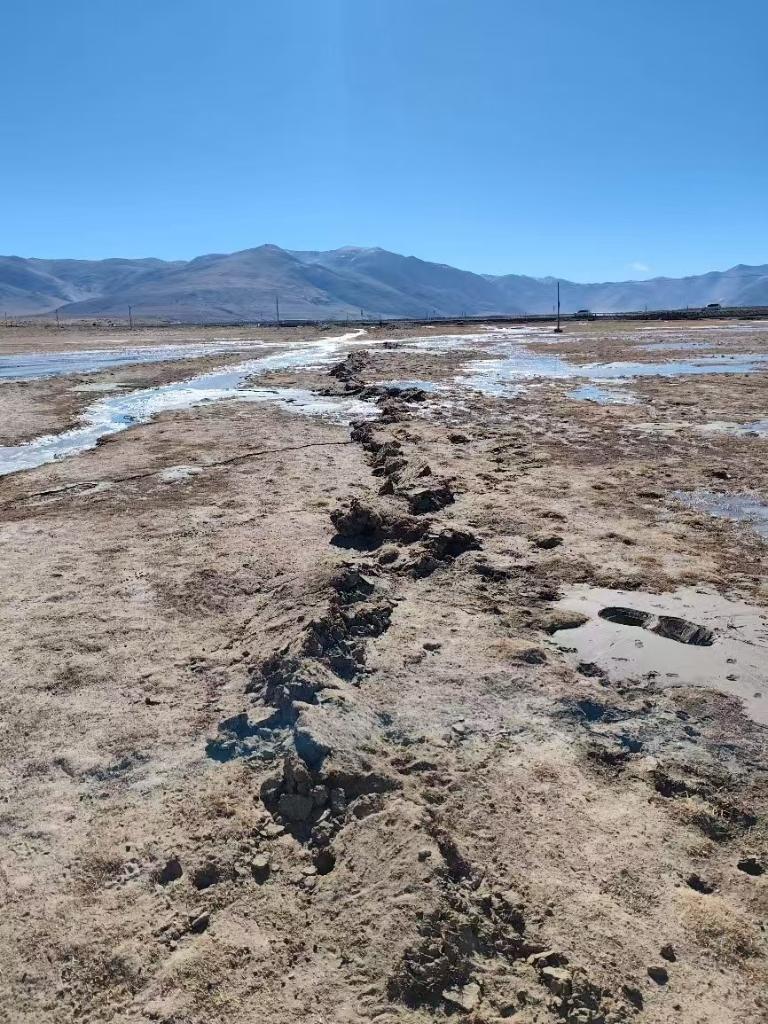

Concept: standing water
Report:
left=0, top=333, right=374, bottom=476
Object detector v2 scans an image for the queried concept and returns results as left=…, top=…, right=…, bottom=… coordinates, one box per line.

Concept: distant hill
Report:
left=1, top=245, right=767, bottom=322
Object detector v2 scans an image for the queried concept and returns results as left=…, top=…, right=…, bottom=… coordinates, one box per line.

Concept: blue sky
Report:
left=1, top=0, right=766, bottom=280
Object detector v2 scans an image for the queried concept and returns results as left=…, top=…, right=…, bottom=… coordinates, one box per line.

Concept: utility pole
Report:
left=128, top=305, right=134, bottom=330
left=275, top=294, right=280, bottom=325
left=55, top=308, right=60, bottom=327
left=554, top=281, right=562, bottom=333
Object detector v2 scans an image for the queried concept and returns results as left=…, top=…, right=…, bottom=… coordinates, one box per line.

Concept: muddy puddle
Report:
left=394, top=329, right=768, bottom=398
left=0, top=334, right=375, bottom=477
left=567, top=384, right=639, bottom=405
left=553, top=585, right=768, bottom=723
left=675, top=490, right=768, bottom=539
left=458, top=338, right=768, bottom=397
left=696, top=419, right=768, bottom=439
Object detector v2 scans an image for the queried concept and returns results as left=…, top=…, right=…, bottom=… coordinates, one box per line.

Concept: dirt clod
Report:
left=648, top=965, right=669, bottom=985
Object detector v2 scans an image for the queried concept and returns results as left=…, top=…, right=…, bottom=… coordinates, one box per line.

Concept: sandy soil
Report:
left=0, top=321, right=766, bottom=1024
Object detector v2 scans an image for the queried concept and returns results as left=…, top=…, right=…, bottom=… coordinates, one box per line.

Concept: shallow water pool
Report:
left=0, top=335, right=376, bottom=477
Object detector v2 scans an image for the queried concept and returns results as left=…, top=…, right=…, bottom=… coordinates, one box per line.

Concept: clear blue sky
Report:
left=2, top=0, right=766, bottom=280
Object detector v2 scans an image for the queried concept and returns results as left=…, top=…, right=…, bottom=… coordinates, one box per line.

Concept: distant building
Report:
left=706, top=302, right=722, bottom=310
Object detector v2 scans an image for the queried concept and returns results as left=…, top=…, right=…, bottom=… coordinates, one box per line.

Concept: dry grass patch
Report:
left=680, top=890, right=765, bottom=962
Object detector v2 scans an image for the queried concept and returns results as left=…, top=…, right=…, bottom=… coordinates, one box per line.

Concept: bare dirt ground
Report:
left=0, top=321, right=766, bottom=1024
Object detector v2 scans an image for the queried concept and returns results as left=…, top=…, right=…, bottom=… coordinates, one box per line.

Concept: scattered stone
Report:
left=541, top=966, right=572, bottom=999
left=329, top=351, right=368, bottom=382
left=388, top=386, right=427, bottom=403
left=350, top=420, right=375, bottom=443
left=188, top=911, right=210, bottom=934
left=622, top=985, right=644, bottom=1010
left=342, top=601, right=393, bottom=638
left=540, top=609, right=589, bottom=634
left=293, top=716, right=333, bottom=770
left=408, top=552, right=442, bottom=579
left=533, top=535, right=563, bottom=550
left=577, top=661, right=605, bottom=678
left=474, top=560, right=512, bottom=582
left=417, top=848, right=432, bottom=862
left=331, top=499, right=384, bottom=542
left=423, top=641, right=441, bottom=651
left=308, top=781, right=327, bottom=805
left=386, top=514, right=430, bottom=545
left=215, top=711, right=247, bottom=736
left=442, top=981, right=481, bottom=1012
left=378, top=398, right=406, bottom=422
left=647, top=965, right=669, bottom=985
left=351, top=793, right=386, bottom=819
left=250, top=855, right=271, bottom=882
left=527, top=950, right=565, bottom=968
left=404, top=481, right=455, bottom=514
left=425, top=526, right=481, bottom=560
left=330, top=565, right=376, bottom=603
left=660, top=944, right=676, bottom=962
left=515, top=647, right=547, bottom=665
left=278, top=792, right=315, bottom=822
left=329, top=787, right=347, bottom=815
left=491, top=890, right=526, bottom=933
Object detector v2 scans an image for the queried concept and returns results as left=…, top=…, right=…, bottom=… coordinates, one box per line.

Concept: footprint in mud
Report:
left=598, top=607, right=714, bottom=646
left=599, top=607, right=652, bottom=629
left=653, top=615, right=714, bottom=646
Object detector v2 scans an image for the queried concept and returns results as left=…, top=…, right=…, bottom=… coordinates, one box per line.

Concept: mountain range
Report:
left=1, top=244, right=767, bottom=322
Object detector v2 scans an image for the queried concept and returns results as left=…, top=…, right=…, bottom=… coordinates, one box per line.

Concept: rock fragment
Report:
left=442, top=981, right=481, bottom=1012
left=541, top=966, right=572, bottom=999
left=539, top=609, right=589, bottom=633
left=533, top=534, right=563, bottom=549
left=404, top=480, right=455, bottom=514
left=250, top=855, right=271, bottom=882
